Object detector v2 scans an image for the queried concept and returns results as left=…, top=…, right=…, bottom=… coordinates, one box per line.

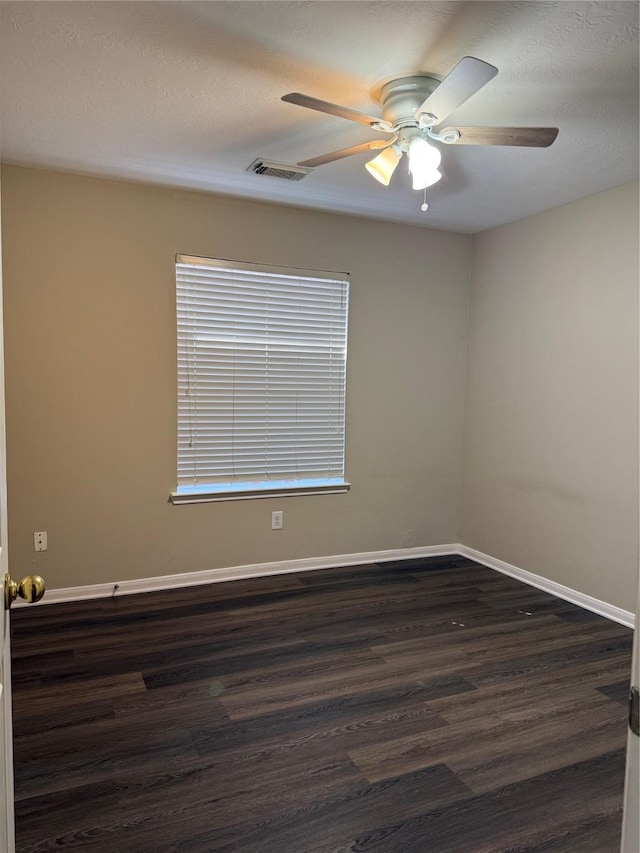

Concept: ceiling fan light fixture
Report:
left=365, top=145, right=402, bottom=186
left=283, top=58, right=560, bottom=213
left=408, top=137, right=443, bottom=190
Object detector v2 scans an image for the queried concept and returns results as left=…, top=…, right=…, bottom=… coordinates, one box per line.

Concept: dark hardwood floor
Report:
left=10, top=555, right=633, bottom=852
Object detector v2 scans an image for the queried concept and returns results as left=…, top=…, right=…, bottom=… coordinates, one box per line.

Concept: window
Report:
left=172, top=255, right=350, bottom=503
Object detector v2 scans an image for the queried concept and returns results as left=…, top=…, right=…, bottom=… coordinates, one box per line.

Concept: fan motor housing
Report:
left=374, top=75, right=441, bottom=128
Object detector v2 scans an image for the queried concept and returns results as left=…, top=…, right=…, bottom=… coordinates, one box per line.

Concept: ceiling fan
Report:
left=282, top=57, right=558, bottom=210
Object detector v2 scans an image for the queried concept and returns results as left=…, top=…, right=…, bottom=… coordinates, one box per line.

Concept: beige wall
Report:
left=0, top=165, right=472, bottom=588
left=461, top=183, right=639, bottom=610
left=3, top=167, right=638, bottom=609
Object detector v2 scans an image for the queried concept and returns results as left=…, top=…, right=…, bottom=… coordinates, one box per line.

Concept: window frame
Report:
left=171, top=254, right=351, bottom=505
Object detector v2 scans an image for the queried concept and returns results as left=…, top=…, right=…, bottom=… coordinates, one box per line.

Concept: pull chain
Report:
left=421, top=188, right=428, bottom=212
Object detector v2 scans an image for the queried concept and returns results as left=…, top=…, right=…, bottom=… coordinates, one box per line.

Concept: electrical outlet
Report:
left=33, top=531, right=47, bottom=552
left=271, top=510, right=283, bottom=530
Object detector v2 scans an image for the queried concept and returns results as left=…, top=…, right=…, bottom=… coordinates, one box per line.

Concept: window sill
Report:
left=170, top=479, right=351, bottom=504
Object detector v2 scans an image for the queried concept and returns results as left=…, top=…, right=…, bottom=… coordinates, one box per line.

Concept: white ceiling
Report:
left=1, top=1, right=638, bottom=233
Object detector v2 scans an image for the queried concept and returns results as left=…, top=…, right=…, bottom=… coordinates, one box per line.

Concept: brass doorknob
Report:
left=4, top=573, right=46, bottom=609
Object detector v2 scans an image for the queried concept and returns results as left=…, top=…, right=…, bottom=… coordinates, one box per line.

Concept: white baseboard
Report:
left=458, top=545, right=635, bottom=629
left=28, top=544, right=459, bottom=605
left=24, top=542, right=636, bottom=629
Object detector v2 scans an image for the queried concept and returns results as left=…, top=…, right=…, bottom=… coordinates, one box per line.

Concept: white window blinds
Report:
left=174, top=255, right=350, bottom=501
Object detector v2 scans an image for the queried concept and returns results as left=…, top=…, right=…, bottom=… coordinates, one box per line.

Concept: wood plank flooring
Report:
left=10, top=555, right=633, bottom=852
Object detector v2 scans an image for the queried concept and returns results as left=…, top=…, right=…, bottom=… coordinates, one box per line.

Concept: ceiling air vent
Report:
left=247, top=159, right=310, bottom=181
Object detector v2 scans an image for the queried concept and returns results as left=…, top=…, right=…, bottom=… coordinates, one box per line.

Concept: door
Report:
left=0, top=182, right=15, bottom=852
left=621, top=584, right=639, bottom=852
left=0, top=184, right=47, bottom=852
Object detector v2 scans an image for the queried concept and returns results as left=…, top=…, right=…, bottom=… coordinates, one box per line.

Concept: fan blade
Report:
left=298, top=139, right=393, bottom=168
left=282, top=93, right=393, bottom=132
left=416, top=56, right=498, bottom=126
left=441, top=126, right=559, bottom=147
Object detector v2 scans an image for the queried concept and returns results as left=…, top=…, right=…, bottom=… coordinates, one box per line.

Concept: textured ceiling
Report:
left=1, top=1, right=638, bottom=232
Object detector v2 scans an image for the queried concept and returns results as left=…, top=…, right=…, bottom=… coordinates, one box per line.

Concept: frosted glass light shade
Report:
left=365, top=146, right=402, bottom=186
left=411, top=168, right=442, bottom=191
left=408, top=138, right=443, bottom=190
